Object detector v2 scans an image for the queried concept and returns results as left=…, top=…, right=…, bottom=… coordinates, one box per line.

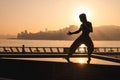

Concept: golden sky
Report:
left=0, top=0, right=120, bottom=35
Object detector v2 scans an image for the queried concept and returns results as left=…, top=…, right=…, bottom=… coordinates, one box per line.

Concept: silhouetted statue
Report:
left=66, top=13, right=94, bottom=64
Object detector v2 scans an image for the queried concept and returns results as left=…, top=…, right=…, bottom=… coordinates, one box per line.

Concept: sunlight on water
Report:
left=79, top=44, right=87, bottom=53
left=80, top=44, right=86, bottom=47
left=0, top=39, right=120, bottom=66
left=0, top=39, right=120, bottom=47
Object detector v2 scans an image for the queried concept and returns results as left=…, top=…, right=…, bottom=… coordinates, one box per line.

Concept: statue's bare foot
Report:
left=87, top=59, right=91, bottom=64
left=65, top=57, right=72, bottom=63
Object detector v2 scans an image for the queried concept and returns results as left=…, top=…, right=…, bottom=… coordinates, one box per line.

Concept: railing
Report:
left=0, top=45, right=120, bottom=63
left=0, top=45, right=120, bottom=53
left=0, top=45, right=120, bottom=54
left=94, top=47, right=120, bottom=53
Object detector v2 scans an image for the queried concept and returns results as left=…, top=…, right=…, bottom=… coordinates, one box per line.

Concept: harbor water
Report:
left=0, top=39, right=120, bottom=66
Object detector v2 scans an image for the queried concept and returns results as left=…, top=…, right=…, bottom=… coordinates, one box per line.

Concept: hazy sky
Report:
left=0, top=0, right=120, bottom=35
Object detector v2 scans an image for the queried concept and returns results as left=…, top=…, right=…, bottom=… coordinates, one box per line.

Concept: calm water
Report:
left=0, top=39, right=120, bottom=66
left=0, top=39, right=120, bottom=47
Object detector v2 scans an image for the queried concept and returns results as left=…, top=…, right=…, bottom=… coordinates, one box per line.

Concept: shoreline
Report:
left=7, top=38, right=120, bottom=41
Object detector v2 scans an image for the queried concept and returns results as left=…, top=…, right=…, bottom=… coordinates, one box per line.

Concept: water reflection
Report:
left=79, top=44, right=87, bottom=53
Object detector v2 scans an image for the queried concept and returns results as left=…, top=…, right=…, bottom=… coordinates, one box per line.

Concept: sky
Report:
left=0, top=0, right=120, bottom=35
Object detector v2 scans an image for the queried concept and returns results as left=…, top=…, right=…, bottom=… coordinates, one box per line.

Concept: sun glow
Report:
left=79, top=44, right=86, bottom=53
left=80, top=44, right=86, bottom=47
left=79, top=59, right=86, bottom=64
left=73, top=8, right=92, bottom=24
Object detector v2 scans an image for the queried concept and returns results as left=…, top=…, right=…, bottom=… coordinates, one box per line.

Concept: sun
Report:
left=73, top=8, right=92, bottom=24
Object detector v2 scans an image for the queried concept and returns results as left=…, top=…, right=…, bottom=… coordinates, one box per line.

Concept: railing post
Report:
left=57, top=48, right=60, bottom=53
left=3, top=47, right=7, bottom=52
left=82, top=47, right=86, bottom=53
left=10, top=47, right=14, bottom=52
left=64, top=48, right=69, bottom=53
left=104, top=48, right=106, bottom=52
left=29, top=47, right=33, bottom=53
left=117, top=48, right=119, bottom=52
left=22, top=45, right=25, bottom=53
left=16, top=47, right=20, bottom=52
left=50, top=48, right=53, bottom=53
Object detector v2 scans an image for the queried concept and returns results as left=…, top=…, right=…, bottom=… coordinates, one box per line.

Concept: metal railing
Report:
left=0, top=45, right=120, bottom=54
left=0, top=45, right=120, bottom=63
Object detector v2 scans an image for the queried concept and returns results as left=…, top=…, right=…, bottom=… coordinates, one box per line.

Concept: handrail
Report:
left=0, top=45, right=120, bottom=54
left=0, top=45, right=120, bottom=63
